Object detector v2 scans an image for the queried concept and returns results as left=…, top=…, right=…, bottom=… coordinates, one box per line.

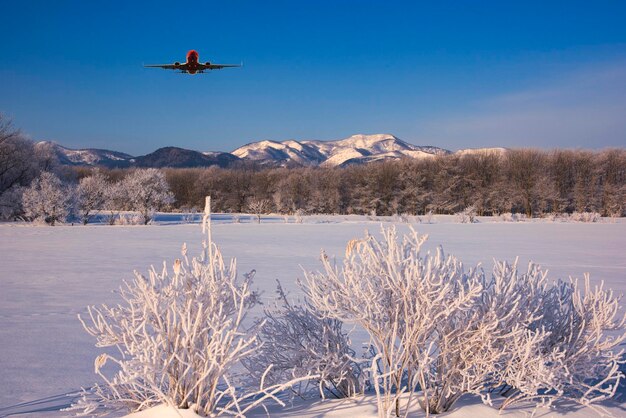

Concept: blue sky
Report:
left=1, top=1, right=625, bottom=154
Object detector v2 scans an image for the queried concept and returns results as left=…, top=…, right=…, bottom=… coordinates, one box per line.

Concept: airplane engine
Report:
left=205, top=61, right=211, bottom=65
left=174, top=62, right=180, bottom=66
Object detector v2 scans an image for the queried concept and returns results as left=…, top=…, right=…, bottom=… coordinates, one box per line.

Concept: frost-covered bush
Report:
left=416, top=261, right=553, bottom=414
left=497, top=275, right=626, bottom=412
left=114, top=212, right=144, bottom=225
left=422, top=210, right=434, bottom=224
left=71, top=198, right=308, bottom=416
left=181, top=208, right=198, bottom=224
left=76, top=171, right=108, bottom=225
left=498, top=212, right=526, bottom=222
left=303, top=227, right=484, bottom=417
left=22, top=171, right=71, bottom=225
left=294, top=208, right=305, bottom=224
left=456, top=205, right=478, bottom=223
left=366, top=209, right=378, bottom=221
left=121, top=169, right=174, bottom=225
left=546, top=211, right=603, bottom=223
left=390, top=213, right=419, bottom=223
left=498, top=212, right=513, bottom=222
left=543, top=212, right=560, bottom=222
left=244, top=282, right=362, bottom=401
left=302, top=227, right=626, bottom=417
left=568, top=211, right=602, bottom=223
left=391, top=213, right=412, bottom=223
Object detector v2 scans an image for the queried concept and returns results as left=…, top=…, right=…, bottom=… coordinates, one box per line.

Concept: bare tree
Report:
left=0, top=115, right=38, bottom=198
left=549, top=150, right=576, bottom=213
left=505, top=149, right=544, bottom=217
left=598, top=149, right=625, bottom=217
left=0, top=185, right=25, bottom=220
left=572, top=151, right=596, bottom=212
left=247, top=198, right=271, bottom=223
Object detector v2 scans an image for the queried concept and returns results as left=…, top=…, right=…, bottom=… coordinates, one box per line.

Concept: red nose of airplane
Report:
left=187, top=50, right=199, bottom=61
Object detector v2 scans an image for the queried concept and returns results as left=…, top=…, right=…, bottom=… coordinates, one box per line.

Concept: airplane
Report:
left=144, top=50, right=241, bottom=74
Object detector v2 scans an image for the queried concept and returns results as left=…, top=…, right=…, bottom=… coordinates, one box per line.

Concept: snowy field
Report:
left=1, top=215, right=625, bottom=417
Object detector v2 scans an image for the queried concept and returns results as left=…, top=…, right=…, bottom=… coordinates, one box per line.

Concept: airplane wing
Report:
left=144, top=64, right=188, bottom=70
left=200, top=63, right=241, bottom=70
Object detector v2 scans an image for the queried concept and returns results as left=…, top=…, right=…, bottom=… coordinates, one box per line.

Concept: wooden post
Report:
left=203, top=196, right=213, bottom=263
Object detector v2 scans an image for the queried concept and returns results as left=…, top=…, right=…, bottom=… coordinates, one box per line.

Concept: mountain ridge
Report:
left=36, top=135, right=505, bottom=169
left=231, top=134, right=451, bottom=167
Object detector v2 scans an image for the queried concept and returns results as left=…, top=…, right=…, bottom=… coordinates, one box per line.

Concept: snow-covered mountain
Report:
left=231, top=139, right=327, bottom=166
left=232, top=134, right=451, bottom=167
left=36, top=141, right=134, bottom=168
left=35, top=142, right=239, bottom=169
left=38, top=135, right=505, bottom=169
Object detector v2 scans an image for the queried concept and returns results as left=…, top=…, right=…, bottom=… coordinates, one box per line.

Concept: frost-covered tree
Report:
left=102, top=180, right=127, bottom=225
left=243, top=282, right=362, bottom=400
left=76, top=170, right=108, bottom=224
left=21, top=171, right=71, bottom=225
left=71, top=198, right=313, bottom=416
left=121, top=168, right=174, bottom=224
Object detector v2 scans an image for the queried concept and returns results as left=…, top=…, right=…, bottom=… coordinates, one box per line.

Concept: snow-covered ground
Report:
left=1, top=215, right=625, bottom=417
left=127, top=393, right=626, bottom=418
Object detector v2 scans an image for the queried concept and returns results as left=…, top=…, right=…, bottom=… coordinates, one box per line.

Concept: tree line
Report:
left=1, top=114, right=624, bottom=222
left=162, top=148, right=624, bottom=217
